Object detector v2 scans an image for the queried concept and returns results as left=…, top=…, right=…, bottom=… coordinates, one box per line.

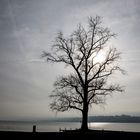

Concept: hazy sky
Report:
left=0, top=0, right=140, bottom=120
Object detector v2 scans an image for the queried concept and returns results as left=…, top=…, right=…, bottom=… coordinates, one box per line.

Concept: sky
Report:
left=0, top=0, right=140, bottom=120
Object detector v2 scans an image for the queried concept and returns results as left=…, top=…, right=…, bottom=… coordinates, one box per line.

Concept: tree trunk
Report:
left=81, top=103, right=88, bottom=131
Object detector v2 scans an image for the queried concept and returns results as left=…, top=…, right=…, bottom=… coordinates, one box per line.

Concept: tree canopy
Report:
left=42, top=16, right=125, bottom=131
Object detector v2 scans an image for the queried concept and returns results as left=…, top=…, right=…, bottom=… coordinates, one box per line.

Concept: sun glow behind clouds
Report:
left=93, top=50, right=106, bottom=63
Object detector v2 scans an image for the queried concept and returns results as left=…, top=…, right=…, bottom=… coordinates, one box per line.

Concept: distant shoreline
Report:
left=1, top=115, right=140, bottom=123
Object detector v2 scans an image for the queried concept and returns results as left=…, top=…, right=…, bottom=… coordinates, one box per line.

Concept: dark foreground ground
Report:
left=0, top=130, right=140, bottom=140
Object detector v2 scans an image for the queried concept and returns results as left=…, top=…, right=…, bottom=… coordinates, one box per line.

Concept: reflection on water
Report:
left=88, top=122, right=140, bottom=132
left=88, top=122, right=109, bottom=129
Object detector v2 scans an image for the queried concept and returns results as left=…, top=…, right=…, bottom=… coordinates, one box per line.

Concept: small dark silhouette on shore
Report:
left=32, top=125, right=36, bottom=133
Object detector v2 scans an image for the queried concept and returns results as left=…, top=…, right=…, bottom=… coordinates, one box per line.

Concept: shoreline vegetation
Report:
left=0, top=130, right=140, bottom=139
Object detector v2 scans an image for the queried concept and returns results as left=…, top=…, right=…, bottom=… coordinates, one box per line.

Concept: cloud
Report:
left=0, top=0, right=140, bottom=119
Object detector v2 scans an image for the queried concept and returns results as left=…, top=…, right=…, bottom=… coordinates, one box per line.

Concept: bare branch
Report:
left=42, top=16, right=125, bottom=123
left=54, top=75, right=84, bottom=100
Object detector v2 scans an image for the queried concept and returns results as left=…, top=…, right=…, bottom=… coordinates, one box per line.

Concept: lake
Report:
left=0, top=121, right=140, bottom=132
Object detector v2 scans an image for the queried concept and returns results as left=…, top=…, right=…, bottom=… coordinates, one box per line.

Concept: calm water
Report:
left=0, top=121, right=140, bottom=132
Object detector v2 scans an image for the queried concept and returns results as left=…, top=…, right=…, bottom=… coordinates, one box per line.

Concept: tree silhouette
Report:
left=42, top=16, right=124, bottom=131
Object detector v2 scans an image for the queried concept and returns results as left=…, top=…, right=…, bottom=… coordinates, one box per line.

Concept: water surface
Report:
left=0, top=121, right=140, bottom=132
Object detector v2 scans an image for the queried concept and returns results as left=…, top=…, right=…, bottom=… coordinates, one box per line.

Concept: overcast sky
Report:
left=0, top=0, right=140, bottom=120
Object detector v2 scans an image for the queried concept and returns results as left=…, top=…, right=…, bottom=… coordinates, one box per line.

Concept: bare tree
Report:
left=42, top=16, right=124, bottom=131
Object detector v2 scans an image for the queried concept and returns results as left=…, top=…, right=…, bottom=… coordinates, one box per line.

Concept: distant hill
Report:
left=1, top=115, right=140, bottom=123
left=47, top=115, right=140, bottom=123
left=88, top=115, right=140, bottom=123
